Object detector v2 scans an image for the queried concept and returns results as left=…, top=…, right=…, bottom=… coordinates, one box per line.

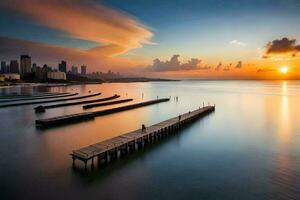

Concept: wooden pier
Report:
left=34, top=94, right=120, bottom=112
left=0, top=92, right=74, bottom=103
left=71, top=105, right=215, bottom=171
left=83, top=98, right=133, bottom=109
left=0, top=92, right=101, bottom=108
left=35, top=98, right=170, bottom=128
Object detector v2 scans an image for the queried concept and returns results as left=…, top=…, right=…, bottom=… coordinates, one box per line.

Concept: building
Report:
left=34, top=65, right=51, bottom=81
left=20, top=55, right=31, bottom=74
left=9, top=60, right=19, bottom=73
left=35, top=66, right=43, bottom=80
left=1, top=61, right=6, bottom=73
left=32, top=63, right=37, bottom=73
left=81, top=65, right=87, bottom=75
left=47, top=71, right=66, bottom=80
left=71, top=66, right=78, bottom=74
left=0, top=74, right=4, bottom=82
left=3, top=73, right=20, bottom=81
left=58, top=60, right=67, bottom=73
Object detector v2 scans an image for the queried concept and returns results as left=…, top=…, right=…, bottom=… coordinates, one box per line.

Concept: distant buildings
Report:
left=47, top=71, right=66, bottom=80
left=32, top=63, right=37, bottom=73
left=0, top=54, right=90, bottom=82
left=71, top=66, right=78, bottom=74
left=1, top=61, right=6, bottom=73
left=81, top=65, right=87, bottom=75
left=87, top=70, right=121, bottom=80
left=1, top=73, right=20, bottom=81
left=20, top=55, right=31, bottom=74
left=58, top=60, right=67, bottom=73
left=10, top=60, right=19, bottom=73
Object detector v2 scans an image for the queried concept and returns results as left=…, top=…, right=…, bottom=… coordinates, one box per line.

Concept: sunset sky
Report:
left=0, top=0, right=300, bottom=79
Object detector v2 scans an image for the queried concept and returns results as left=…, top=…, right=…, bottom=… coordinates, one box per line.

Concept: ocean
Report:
left=1, top=80, right=300, bottom=200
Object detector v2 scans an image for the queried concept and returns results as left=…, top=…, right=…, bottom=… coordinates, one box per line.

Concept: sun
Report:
left=280, top=66, right=288, bottom=74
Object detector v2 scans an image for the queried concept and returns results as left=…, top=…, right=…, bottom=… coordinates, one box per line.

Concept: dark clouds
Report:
left=223, top=64, right=231, bottom=71
left=257, top=68, right=275, bottom=73
left=147, top=55, right=244, bottom=72
left=215, top=62, right=222, bottom=70
left=215, top=61, right=242, bottom=71
left=147, top=55, right=209, bottom=72
left=235, top=61, right=242, bottom=68
left=264, top=37, right=300, bottom=58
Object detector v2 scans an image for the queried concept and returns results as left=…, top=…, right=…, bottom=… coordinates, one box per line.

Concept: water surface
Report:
left=0, top=80, right=300, bottom=200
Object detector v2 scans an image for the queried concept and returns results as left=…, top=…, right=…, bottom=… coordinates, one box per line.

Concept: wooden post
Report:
left=72, top=157, right=76, bottom=168
left=91, top=157, right=94, bottom=169
left=84, top=160, right=87, bottom=172
left=126, top=143, right=129, bottom=154
left=115, top=148, right=118, bottom=158
left=105, top=151, right=109, bottom=165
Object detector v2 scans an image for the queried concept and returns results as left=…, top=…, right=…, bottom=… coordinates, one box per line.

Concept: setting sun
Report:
left=280, top=66, right=288, bottom=74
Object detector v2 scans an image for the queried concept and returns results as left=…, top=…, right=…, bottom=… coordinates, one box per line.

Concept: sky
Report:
left=0, top=0, right=300, bottom=79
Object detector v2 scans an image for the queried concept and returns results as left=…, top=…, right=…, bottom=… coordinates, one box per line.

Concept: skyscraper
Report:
left=58, top=60, right=67, bottom=73
left=10, top=60, right=19, bottom=73
left=71, top=66, right=78, bottom=74
left=1, top=61, right=6, bottom=73
left=20, top=55, right=31, bottom=74
left=32, top=63, right=37, bottom=73
left=81, top=65, right=87, bottom=75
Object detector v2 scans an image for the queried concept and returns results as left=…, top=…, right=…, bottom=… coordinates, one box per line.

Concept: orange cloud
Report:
left=0, top=0, right=153, bottom=56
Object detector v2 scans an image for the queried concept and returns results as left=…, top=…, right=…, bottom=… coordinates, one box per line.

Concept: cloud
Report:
left=235, top=61, right=242, bottom=68
left=0, top=0, right=153, bottom=56
left=147, top=55, right=208, bottom=72
left=215, top=62, right=222, bottom=70
left=229, top=40, right=247, bottom=46
left=223, top=64, right=232, bottom=71
left=257, top=68, right=276, bottom=73
left=263, top=37, right=300, bottom=58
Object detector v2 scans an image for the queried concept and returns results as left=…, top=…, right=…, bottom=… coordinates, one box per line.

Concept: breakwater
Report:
left=36, top=98, right=170, bottom=128
left=34, top=94, right=120, bottom=112
left=0, top=93, right=101, bottom=108
left=83, top=98, right=133, bottom=109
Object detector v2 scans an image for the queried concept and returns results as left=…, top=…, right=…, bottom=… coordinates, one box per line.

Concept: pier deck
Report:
left=0, top=93, right=101, bottom=108
left=34, top=94, right=121, bottom=112
left=36, top=98, right=170, bottom=128
left=71, top=105, right=215, bottom=170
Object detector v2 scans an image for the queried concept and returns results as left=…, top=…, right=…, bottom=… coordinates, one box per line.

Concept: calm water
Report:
left=0, top=80, right=300, bottom=200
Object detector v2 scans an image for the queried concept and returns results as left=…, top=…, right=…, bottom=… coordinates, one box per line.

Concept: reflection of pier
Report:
left=35, top=98, right=170, bottom=128
left=71, top=106, right=215, bottom=171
